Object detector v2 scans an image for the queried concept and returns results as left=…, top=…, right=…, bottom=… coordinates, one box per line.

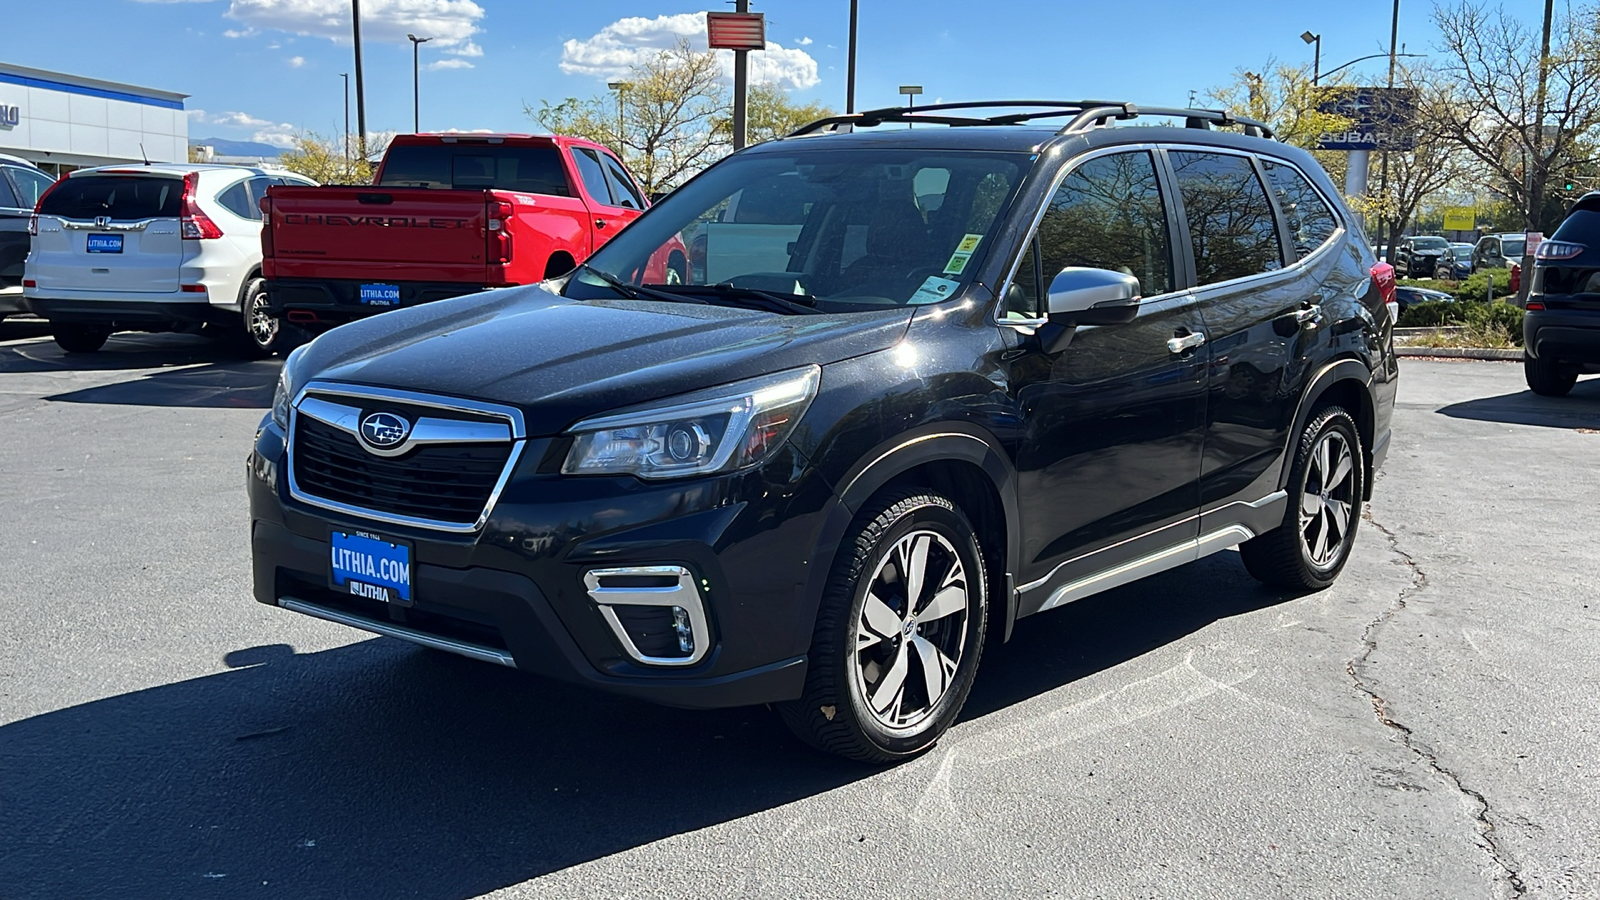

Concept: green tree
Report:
left=280, top=131, right=385, bottom=185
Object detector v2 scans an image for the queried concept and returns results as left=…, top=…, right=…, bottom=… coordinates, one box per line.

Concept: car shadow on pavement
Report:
left=0, top=554, right=1297, bottom=900
left=1436, top=380, right=1600, bottom=430
left=0, top=333, right=282, bottom=409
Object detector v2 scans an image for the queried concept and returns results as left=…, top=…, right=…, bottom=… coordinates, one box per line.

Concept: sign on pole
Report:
left=1442, top=207, right=1475, bottom=232
left=706, top=12, right=765, bottom=50
left=1315, top=87, right=1417, bottom=151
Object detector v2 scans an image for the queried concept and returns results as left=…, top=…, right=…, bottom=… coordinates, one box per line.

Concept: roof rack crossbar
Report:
left=787, top=101, right=1275, bottom=141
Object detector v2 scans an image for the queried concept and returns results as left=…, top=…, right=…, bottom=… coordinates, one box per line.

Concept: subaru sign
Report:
left=1315, top=87, right=1416, bottom=151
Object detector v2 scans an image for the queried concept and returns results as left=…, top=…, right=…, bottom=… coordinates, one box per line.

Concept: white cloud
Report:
left=287, top=55, right=306, bottom=68
left=223, top=27, right=257, bottom=38
left=224, top=0, right=485, bottom=56
left=252, top=129, right=298, bottom=149
left=796, top=36, right=812, bottom=46
left=188, top=108, right=298, bottom=147
left=427, top=58, right=473, bottom=70
left=560, top=12, right=820, bottom=91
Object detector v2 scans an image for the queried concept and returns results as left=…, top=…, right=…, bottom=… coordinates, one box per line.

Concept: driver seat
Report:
left=841, top=199, right=932, bottom=287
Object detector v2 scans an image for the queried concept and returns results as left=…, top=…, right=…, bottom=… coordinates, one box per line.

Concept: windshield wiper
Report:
left=650, top=282, right=821, bottom=315
left=574, top=264, right=706, bottom=305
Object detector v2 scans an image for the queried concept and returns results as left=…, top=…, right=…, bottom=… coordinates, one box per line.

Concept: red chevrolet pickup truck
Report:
left=261, top=133, right=682, bottom=331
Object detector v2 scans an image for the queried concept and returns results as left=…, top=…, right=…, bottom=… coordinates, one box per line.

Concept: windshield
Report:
left=1500, top=238, right=1526, bottom=257
left=1411, top=237, right=1448, bottom=250
left=564, top=147, right=1029, bottom=311
left=1450, top=246, right=1473, bottom=259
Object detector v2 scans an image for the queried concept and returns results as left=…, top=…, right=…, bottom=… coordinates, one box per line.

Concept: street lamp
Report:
left=900, top=84, right=922, bottom=128
left=407, top=33, right=431, bottom=133
left=1319, top=51, right=1424, bottom=83
left=340, top=72, right=350, bottom=180
left=607, top=80, right=629, bottom=143
left=1301, top=31, right=1321, bottom=85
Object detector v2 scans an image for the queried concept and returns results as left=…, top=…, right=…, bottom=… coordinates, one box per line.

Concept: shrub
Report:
left=1397, top=299, right=1524, bottom=347
left=1451, top=268, right=1513, bottom=303
left=1397, top=300, right=1464, bottom=327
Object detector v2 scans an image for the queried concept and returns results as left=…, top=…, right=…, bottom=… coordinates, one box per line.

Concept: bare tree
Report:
left=1433, top=0, right=1600, bottom=230
left=1207, top=60, right=1354, bottom=186
left=1361, top=64, right=1475, bottom=256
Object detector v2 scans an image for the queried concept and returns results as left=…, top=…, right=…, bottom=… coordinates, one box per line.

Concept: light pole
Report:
left=1301, top=31, right=1321, bottom=85
left=846, top=0, right=858, bottom=114
left=900, top=84, right=922, bottom=127
left=607, top=80, right=629, bottom=145
left=352, top=0, right=367, bottom=163
left=407, top=33, right=431, bottom=133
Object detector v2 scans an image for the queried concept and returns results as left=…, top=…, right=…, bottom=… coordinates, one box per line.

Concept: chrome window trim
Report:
left=583, top=566, right=711, bottom=666
left=285, top=380, right=527, bottom=534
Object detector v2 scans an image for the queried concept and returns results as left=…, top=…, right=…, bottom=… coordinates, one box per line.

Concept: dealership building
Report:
left=0, top=63, right=188, bottom=177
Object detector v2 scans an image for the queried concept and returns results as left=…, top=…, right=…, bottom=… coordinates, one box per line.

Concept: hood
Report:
left=294, top=285, right=912, bottom=435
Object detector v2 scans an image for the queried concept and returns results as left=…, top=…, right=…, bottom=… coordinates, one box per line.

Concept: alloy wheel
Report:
left=249, top=290, right=279, bottom=348
left=853, top=529, right=970, bottom=731
left=1300, top=431, right=1355, bottom=568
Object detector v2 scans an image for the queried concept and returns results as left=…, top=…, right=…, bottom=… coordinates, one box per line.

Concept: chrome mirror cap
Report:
left=1046, top=266, right=1142, bottom=326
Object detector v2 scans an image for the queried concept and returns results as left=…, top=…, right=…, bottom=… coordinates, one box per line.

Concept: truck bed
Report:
left=263, top=186, right=493, bottom=284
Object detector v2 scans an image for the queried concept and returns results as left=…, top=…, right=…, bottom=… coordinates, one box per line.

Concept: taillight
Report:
left=1370, top=261, right=1399, bottom=323
left=1526, top=301, right=1545, bottom=311
left=259, top=194, right=275, bottom=259
left=1535, top=240, right=1584, bottom=260
left=180, top=172, right=223, bottom=240
left=489, top=197, right=515, bottom=263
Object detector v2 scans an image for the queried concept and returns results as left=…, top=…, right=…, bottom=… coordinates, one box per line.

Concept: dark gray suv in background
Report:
left=250, top=101, right=1398, bottom=761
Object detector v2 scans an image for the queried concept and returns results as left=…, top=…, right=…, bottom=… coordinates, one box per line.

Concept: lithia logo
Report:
left=0, top=106, right=18, bottom=129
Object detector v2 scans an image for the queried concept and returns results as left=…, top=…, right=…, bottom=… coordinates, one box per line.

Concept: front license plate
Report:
left=329, top=530, right=413, bottom=606
left=86, top=234, right=123, bottom=254
left=359, top=282, right=401, bottom=306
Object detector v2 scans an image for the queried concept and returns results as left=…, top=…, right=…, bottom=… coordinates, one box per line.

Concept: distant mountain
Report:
left=190, top=137, right=287, bottom=158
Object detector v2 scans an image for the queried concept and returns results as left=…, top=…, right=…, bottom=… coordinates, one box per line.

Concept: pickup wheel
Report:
left=53, top=324, right=111, bottom=354
left=778, top=490, right=987, bottom=763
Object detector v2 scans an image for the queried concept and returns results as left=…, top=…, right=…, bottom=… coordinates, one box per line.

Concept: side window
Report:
left=1260, top=160, right=1338, bottom=259
left=216, top=179, right=255, bottom=219
left=8, top=167, right=53, bottom=208
left=599, top=154, right=645, bottom=210
left=570, top=148, right=615, bottom=206
left=1168, top=150, right=1284, bottom=286
left=1013, top=150, right=1174, bottom=316
left=0, top=169, right=19, bottom=209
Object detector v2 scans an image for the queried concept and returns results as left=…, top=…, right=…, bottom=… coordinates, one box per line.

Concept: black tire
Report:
left=667, top=251, right=687, bottom=285
left=778, top=489, right=988, bottom=763
left=1240, top=405, right=1364, bottom=591
left=1525, top=353, right=1578, bottom=397
left=53, top=323, right=111, bottom=354
left=236, top=277, right=294, bottom=357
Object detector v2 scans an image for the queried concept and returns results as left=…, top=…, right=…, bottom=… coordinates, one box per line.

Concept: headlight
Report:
left=271, top=345, right=308, bottom=430
left=563, top=366, right=820, bottom=480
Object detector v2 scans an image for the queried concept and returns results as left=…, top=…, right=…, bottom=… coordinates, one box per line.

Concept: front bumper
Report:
left=1524, top=307, right=1600, bottom=364
left=248, top=419, right=846, bottom=709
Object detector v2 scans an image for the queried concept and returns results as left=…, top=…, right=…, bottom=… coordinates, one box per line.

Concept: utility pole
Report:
left=846, top=0, right=858, bottom=114
left=1377, top=0, right=1399, bottom=262
left=340, top=72, right=350, bottom=181
left=352, top=0, right=368, bottom=165
left=732, top=0, right=749, bottom=150
left=1532, top=0, right=1555, bottom=231
left=408, top=34, right=431, bottom=133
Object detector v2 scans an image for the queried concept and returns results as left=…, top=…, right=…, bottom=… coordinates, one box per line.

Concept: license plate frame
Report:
left=86, top=234, right=123, bottom=254
left=359, top=283, right=401, bottom=306
left=329, top=529, right=414, bottom=607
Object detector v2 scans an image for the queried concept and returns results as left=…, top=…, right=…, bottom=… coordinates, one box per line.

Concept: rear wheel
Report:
left=1240, top=406, right=1364, bottom=590
left=778, top=490, right=987, bottom=763
left=53, top=323, right=111, bottom=354
left=237, top=277, right=294, bottom=357
left=1524, top=353, right=1578, bottom=397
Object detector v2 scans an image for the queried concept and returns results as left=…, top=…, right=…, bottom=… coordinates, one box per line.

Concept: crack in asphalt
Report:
left=1351, top=513, right=1527, bottom=898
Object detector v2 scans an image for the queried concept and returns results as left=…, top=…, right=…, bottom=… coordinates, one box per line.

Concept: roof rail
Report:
left=786, top=100, right=1274, bottom=141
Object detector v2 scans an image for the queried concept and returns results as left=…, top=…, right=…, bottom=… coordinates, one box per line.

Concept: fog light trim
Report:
left=583, top=565, right=710, bottom=667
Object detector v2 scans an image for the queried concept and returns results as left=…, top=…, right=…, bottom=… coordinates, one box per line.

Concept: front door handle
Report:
left=594, top=218, right=608, bottom=229
left=1167, top=330, right=1206, bottom=354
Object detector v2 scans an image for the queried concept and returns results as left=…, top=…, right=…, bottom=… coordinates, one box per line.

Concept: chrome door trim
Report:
left=1035, top=523, right=1257, bottom=613
left=278, top=596, right=517, bottom=667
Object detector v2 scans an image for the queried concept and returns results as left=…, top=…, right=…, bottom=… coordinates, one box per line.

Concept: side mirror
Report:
left=648, top=191, right=670, bottom=206
left=1046, top=267, right=1142, bottom=326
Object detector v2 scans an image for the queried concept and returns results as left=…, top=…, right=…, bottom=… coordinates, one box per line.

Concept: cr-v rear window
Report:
left=377, top=144, right=572, bottom=196
left=38, top=174, right=183, bottom=220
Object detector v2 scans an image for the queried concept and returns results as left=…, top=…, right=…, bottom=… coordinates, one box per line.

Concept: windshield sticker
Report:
left=909, top=275, right=962, bottom=304
left=943, top=233, right=985, bottom=275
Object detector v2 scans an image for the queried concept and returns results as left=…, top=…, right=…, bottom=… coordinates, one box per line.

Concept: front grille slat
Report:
left=290, top=405, right=514, bottom=526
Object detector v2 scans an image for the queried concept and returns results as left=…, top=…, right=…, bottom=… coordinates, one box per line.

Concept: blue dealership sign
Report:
left=1316, top=87, right=1416, bottom=151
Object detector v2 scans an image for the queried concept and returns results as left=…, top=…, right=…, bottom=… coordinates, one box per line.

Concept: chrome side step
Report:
left=278, top=596, right=517, bottom=668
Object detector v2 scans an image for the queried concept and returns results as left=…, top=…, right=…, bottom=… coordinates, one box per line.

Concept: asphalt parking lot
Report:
left=2, top=327, right=1598, bottom=899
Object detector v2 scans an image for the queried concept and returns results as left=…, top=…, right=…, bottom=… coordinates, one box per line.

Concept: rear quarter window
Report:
left=378, top=144, right=571, bottom=196
left=38, top=175, right=183, bottom=220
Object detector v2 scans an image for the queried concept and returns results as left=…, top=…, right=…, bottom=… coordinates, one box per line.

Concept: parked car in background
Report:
left=1473, top=233, right=1526, bottom=270
left=1393, top=284, right=1453, bottom=314
left=23, top=164, right=317, bottom=354
left=0, top=154, right=55, bottom=323
left=1433, top=244, right=1474, bottom=280
left=250, top=100, right=1396, bottom=762
left=262, top=133, right=681, bottom=334
left=1394, top=235, right=1450, bottom=277
left=1523, top=193, right=1600, bottom=396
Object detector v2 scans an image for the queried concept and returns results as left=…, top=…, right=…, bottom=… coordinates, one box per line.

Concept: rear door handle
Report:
left=1167, top=331, right=1206, bottom=354
left=594, top=219, right=607, bottom=229
left=1294, top=304, right=1323, bottom=326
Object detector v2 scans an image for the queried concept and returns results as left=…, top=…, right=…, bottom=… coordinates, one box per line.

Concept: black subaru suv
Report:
left=1523, top=192, right=1600, bottom=396
left=249, top=101, right=1397, bottom=762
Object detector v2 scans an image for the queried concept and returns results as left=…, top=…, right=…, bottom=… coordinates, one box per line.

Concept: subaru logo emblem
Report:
left=359, top=411, right=411, bottom=450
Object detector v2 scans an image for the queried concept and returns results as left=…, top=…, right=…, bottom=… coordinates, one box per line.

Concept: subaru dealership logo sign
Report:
left=359, top=412, right=411, bottom=451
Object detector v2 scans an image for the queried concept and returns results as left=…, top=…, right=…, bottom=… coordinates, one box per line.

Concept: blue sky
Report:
left=4, top=0, right=1541, bottom=148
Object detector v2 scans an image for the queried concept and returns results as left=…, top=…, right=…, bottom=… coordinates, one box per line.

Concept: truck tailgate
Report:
left=265, top=186, right=491, bottom=283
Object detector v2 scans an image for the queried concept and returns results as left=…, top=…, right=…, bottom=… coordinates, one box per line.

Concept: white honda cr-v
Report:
left=24, top=164, right=316, bottom=355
